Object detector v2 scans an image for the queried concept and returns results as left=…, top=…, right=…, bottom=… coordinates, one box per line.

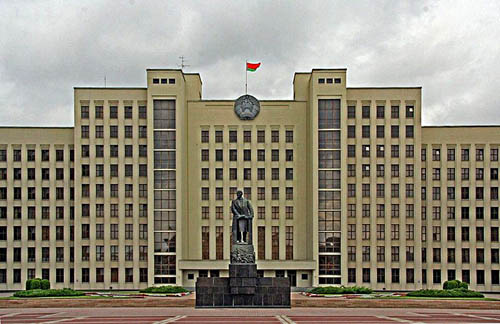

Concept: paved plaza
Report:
left=2, top=308, right=500, bottom=323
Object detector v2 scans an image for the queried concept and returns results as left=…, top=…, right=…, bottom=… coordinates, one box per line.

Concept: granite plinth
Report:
left=196, top=264, right=290, bottom=308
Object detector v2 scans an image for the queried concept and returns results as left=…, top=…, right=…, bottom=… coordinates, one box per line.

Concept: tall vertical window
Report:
left=202, top=226, right=209, bottom=260
left=286, top=226, right=293, bottom=260
left=258, top=227, right=265, bottom=260
left=216, top=226, right=223, bottom=260
left=272, top=226, right=279, bottom=260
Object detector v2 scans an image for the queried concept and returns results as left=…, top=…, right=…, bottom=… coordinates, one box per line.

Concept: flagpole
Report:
left=245, top=60, right=248, bottom=94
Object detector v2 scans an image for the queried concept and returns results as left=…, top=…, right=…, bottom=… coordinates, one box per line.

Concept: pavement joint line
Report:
left=39, top=312, right=66, bottom=318
left=0, top=312, right=21, bottom=319
left=452, top=312, right=500, bottom=322
left=277, top=314, right=295, bottom=324
left=154, top=315, right=186, bottom=323
left=376, top=315, right=425, bottom=324
left=41, top=315, right=88, bottom=323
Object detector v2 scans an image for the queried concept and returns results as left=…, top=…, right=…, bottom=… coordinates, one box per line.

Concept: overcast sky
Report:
left=1, top=0, right=500, bottom=126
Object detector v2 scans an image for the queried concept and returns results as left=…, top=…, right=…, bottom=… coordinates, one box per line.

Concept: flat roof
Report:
left=423, top=125, right=500, bottom=128
left=347, top=86, right=422, bottom=89
left=0, top=126, right=74, bottom=129
left=73, top=87, right=146, bottom=90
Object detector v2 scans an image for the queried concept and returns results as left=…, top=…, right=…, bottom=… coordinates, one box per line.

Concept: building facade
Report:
left=0, top=68, right=499, bottom=291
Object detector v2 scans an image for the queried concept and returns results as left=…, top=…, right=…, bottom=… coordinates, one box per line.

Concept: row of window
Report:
left=152, top=78, right=175, bottom=85
left=0, top=187, right=71, bottom=200
left=347, top=125, right=414, bottom=138
left=346, top=204, right=499, bottom=220
left=347, top=144, right=414, bottom=158
left=0, top=168, right=74, bottom=181
left=347, top=268, right=497, bottom=286
left=318, top=77, right=341, bottom=84
left=0, top=223, right=147, bottom=241
left=347, top=246, right=500, bottom=266
left=346, top=224, right=500, bottom=242
left=201, top=205, right=295, bottom=220
left=346, top=183, right=500, bottom=200
left=81, top=105, right=147, bottom=119
left=423, top=167, right=499, bottom=181
left=348, top=164, right=499, bottom=181
left=0, top=206, right=73, bottom=220
left=0, top=268, right=149, bottom=284
left=0, top=149, right=73, bottom=162
left=80, top=144, right=147, bottom=158
left=201, top=129, right=294, bottom=144
left=347, top=105, right=415, bottom=119
left=82, top=164, right=148, bottom=177
left=200, top=149, right=293, bottom=162
left=200, top=167, right=295, bottom=181
left=423, top=147, right=499, bottom=162
left=80, top=184, right=148, bottom=198
left=200, top=186, right=294, bottom=201
left=81, top=125, right=147, bottom=139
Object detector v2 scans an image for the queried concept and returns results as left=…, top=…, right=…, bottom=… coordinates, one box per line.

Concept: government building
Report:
left=1, top=68, right=499, bottom=292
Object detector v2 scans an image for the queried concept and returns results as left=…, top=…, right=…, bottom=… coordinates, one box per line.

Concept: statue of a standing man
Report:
left=231, top=190, right=254, bottom=244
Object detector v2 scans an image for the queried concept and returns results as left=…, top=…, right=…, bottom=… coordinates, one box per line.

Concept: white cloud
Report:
left=1, top=0, right=500, bottom=126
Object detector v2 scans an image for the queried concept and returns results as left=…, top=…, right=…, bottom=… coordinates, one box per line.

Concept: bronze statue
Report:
left=231, top=190, right=254, bottom=244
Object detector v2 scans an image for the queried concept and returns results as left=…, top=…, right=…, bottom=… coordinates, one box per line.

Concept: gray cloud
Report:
left=1, top=0, right=500, bottom=126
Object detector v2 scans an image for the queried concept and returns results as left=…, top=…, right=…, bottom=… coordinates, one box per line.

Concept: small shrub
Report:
left=407, top=288, right=483, bottom=298
left=309, top=286, right=372, bottom=295
left=40, top=279, right=51, bottom=290
left=13, top=288, right=84, bottom=298
left=443, top=280, right=469, bottom=290
left=443, top=280, right=459, bottom=290
left=30, top=279, right=41, bottom=290
left=140, top=286, right=188, bottom=294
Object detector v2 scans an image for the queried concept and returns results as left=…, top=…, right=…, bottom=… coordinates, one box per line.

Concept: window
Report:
left=476, top=148, right=484, bottom=161
left=492, top=148, right=499, bottom=161
left=229, top=130, right=237, bottom=143
left=125, top=126, right=133, bottom=138
left=406, top=105, right=414, bottom=117
left=391, top=105, right=399, bottom=118
left=391, top=125, right=399, bottom=138
left=81, top=126, right=89, bottom=138
left=391, top=145, right=399, bottom=158
left=215, top=130, right=223, bottom=143
left=347, top=106, right=355, bottom=118
left=286, top=130, right=293, bottom=143
left=123, top=106, right=132, bottom=119
left=406, top=126, right=414, bottom=138
left=376, top=125, right=384, bottom=138
left=81, top=106, right=89, bottom=118
left=376, top=105, right=384, bottom=118
left=257, top=130, right=265, bottom=143
left=362, top=125, right=370, bottom=138
left=362, top=106, right=370, bottom=118
left=108, top=105, right=117, bottom=118
left=461, top=148, right=470, bottom=161
left=432, top=148, right=441, bottom=161
left=94, top=105, right=103, bottom=119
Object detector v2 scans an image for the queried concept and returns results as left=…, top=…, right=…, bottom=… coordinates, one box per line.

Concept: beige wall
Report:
left=1, top=68, right=499, bottom=291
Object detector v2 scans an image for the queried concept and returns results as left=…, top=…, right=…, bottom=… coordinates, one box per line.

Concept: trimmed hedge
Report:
left=140, top=286, right=189, bottom=294
left=13, top=288, right=84, bottom=298
left=25, top=278, right=50, bottom=291
left=309, top=286, right=373, bottom=294
left=443, top=279, right=468, bottom=290
left=407, top=288, right=483, bottom=298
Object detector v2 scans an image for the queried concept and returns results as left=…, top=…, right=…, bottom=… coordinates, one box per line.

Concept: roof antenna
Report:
left=104, top=75, right=107, bottom=88
left=178, top=56, right=190, bottom=70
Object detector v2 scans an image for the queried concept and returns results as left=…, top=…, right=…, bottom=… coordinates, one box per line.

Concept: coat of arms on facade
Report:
left=234, top=95, right=260, bottom=120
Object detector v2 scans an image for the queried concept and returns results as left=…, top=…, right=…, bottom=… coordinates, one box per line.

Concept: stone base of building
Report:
left=195, top=263, right=291, bottom=308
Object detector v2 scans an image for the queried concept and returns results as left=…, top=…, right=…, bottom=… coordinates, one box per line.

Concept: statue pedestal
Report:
left=195, top=244, right=290, bottom=308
